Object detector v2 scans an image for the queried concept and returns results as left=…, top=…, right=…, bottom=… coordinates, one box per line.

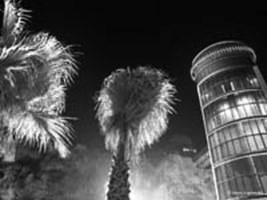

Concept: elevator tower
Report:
left=191, top=41, right=267, bottom=199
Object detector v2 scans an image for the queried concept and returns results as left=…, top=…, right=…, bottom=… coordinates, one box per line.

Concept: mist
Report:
left=12, top=144, right=215, bottom=200
left=130, top=153, right=215, bottom=200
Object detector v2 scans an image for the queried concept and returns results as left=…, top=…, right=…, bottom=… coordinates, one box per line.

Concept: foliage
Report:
left=0, top=0, right=77, bottom=158
left=96, top=66, right=176, bottom=160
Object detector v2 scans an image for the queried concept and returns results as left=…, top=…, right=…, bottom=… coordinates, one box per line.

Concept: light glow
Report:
left=129, top=154, right=215, bottom=200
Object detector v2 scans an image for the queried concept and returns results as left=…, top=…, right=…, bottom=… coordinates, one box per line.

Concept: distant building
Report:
left=191, top=41, right=267, bottom=200
left=193, top=147, right=210, bottom=169
left=193, top=147, right=215, bottom=195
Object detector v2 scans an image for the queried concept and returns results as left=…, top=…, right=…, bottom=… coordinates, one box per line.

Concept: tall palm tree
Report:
left=96, top=66, right=176, bottom=200
left=0, top=0, right=76, bottom=161
left=0, top=1, right=76, bottom=199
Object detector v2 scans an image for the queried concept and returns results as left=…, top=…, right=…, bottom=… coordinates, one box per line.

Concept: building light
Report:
left=249, top=77, right=259, bottom=87
left=220, top=102, right=230, bottom=110
left=236, top=96, right=253, bottom=105
left=221, top=84, right=226, bottom=93
left=230, top=81, right=235, bottom=91
left=182, top=147, right=197, bottom=153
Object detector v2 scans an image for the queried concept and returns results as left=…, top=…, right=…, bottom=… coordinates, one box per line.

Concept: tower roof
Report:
left=191, top=41, right=257, bottom=82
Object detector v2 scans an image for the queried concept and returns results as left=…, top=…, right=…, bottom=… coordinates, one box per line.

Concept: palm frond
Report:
left=17, top=82, right=71, bottom=158
left=1, top=106, right=73, bottom=158
left=0, top=1, right=76, bottom=101
left=27, top=83, right=66, bottom=115
left=0, top=34, right=76, bottom=158
left=96, top=66, right=176, bottom=158
left=0, top=32, right=77, bottom=93
left=1, top=0, right=31, bottom=46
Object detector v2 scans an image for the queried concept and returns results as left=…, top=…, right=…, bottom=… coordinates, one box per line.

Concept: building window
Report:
left=248, top=77, right=259, bottom=87
left=253, top=155, right=267, bottom=192
left=199, top=68, right=260, bottom=106
left=216, top=157, right=264, bottom=199
left=230, top=81, right=235, bottom=91
left=205, top=91, right=267, bottom=131
left=209, top=118, right=267, bottom=163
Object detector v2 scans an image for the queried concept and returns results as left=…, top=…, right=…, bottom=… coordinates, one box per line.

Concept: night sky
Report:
left=7, top=1, right=267, bottom=152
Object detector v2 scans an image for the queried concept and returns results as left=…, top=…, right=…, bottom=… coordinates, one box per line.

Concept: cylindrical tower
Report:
left=191, top=41, right=267, bottom=200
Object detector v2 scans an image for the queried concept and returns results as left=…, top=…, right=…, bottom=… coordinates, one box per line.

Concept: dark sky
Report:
left=10, top=1, right=267, bottom=152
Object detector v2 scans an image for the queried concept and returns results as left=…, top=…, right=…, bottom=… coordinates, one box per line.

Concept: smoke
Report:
left=13, top=144, right=111, bottom=200
left=13, top=144, right=215, bottom=200
left=130, top=154, right=215, bottom=200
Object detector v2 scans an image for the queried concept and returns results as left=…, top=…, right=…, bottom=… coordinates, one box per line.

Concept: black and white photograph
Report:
left=0, top=1, right=267, bottom=200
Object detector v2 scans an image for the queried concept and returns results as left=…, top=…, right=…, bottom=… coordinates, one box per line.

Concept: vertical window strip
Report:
left=250, top=120, right=261, bottom=151
left=255, top=119, right=266, bottom=150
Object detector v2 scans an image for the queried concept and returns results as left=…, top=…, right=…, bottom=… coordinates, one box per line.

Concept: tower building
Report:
left=191, top=41, right=267, bottom=200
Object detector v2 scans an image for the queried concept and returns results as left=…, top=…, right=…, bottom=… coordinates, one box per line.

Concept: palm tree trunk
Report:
left=106, top=145, right=130, bottom=200
left=0, top=163, right=17, bottom=200
left=106, top=126, right=130, bottom=200
left=0, top=127, right=17, bottom=200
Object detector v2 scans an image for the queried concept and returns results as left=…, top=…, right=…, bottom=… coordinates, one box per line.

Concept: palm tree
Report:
left=0, top=0, right=76, bottom=161
left=95, top=66, right=176, bottom=200
left=0, top=1, right=76, bottom=199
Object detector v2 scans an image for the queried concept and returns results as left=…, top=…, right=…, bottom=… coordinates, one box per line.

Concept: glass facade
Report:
left=216, top=155, right=267, bottom=199
left=191, top=41, right=267, bottom=200
left=202, top=68, right=267, bottom=199
left=209, top=118, right=267, bottom=163
left=204, top=91, right=267, bottom=132
left=200, top=68, right=260, bottom=107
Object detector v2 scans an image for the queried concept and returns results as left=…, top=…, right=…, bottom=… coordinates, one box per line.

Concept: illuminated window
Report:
left=221, top=84, right=226, bottom=93
left=199, top=68, right=261, bottom=106
left=237, top=96, right=253, bottom=105
left=221, top=102, right=230, bottom=110
left=202, top=92, right=210, bottom=103
left=240, top=137, right=250, bottom=153
left=237, top=106, right=246, bottom=118
left=230, top=81, right=235, bottom=91
left=248, top=77, right=259, bottom=87
left=248, top=136, right=257, bottom=151
left=232, top=108, right=239, bottom=120
left=233, top=139, right=242, bottom=154
left=258, top=120, right=266, bottom=132
left=259, top=103, right=267, bottom=115
left=210, top=118, right=267, bottom=163
left=255, top=135, right=264, bottom=150
left=205, top=91, right=267, bottom=131
left=250, top=120, right=259, bottom=134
